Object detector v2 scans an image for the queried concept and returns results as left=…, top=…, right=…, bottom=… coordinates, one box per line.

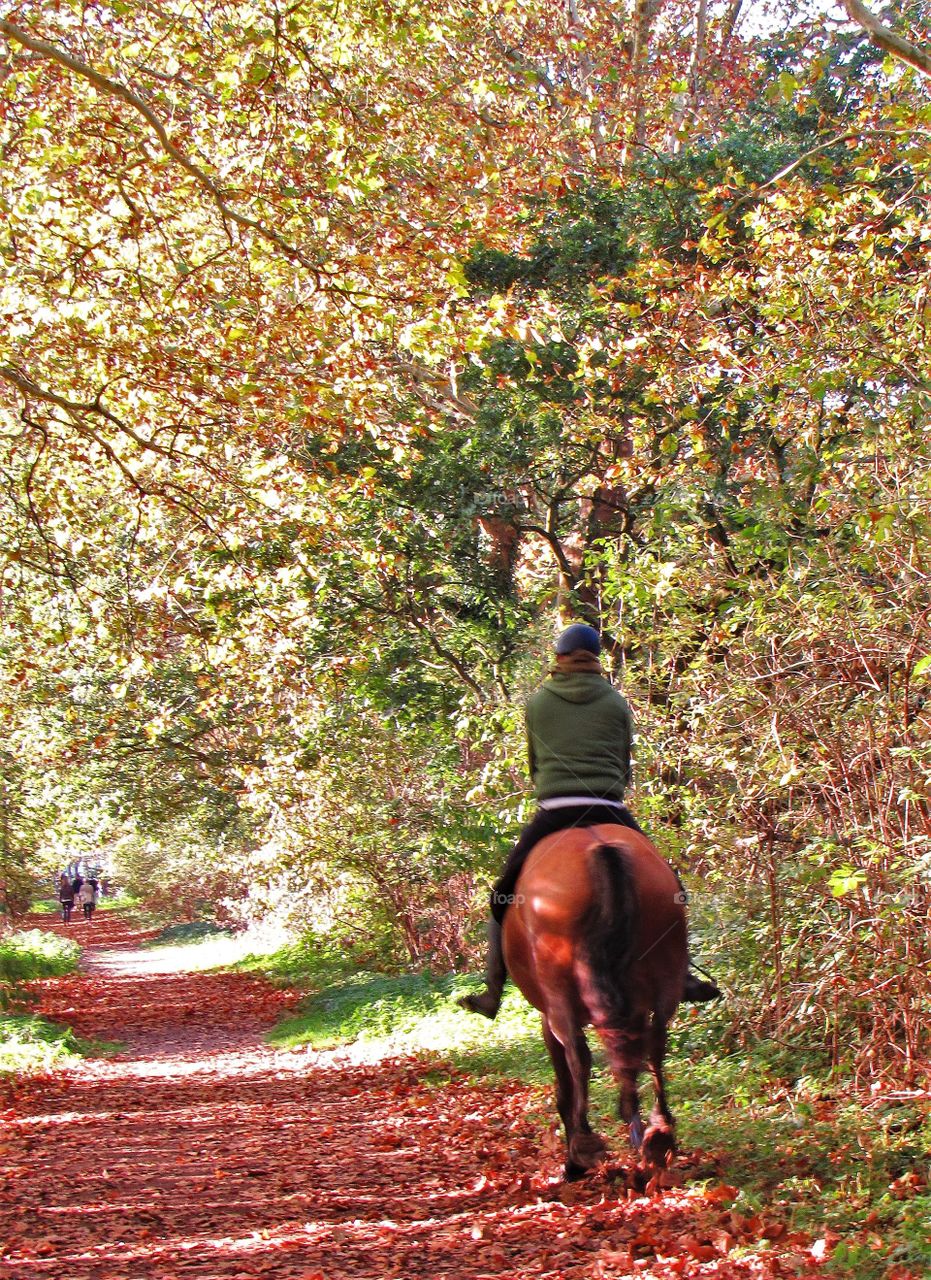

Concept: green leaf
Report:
left=828, top=867, right=866, bottom=898
left=778, top=71, right=798, bottom=103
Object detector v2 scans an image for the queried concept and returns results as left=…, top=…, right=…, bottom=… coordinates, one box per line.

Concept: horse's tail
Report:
left=580, top=843, right=638, bottom=1027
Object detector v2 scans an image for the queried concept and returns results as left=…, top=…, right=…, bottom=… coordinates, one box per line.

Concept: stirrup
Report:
left=457, top=991, right=501, bottom=1019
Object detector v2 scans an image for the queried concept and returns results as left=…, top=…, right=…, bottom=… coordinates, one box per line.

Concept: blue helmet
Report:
left=555, top=623, right=601, bottom=656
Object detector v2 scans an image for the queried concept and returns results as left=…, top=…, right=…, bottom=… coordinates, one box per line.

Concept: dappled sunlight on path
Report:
left=0, top=915, right=803, bottom=1279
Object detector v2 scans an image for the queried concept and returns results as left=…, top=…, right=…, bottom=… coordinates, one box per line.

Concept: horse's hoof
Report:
left=457, top=993, right=499, bottom=1019
left=563, top=1162, right=588, bottom=1183
left=568, top=1131, right=608, bottom=1171
left=683, top=973, right=723, bottom=1003
left=640, top=1123, right=676, bottom=1172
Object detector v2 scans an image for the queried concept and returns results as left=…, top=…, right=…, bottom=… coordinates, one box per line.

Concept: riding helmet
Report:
left=554, top=623, right=601, bottom=656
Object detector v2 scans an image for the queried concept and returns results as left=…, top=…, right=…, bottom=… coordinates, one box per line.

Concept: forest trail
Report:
left=1, top=915, right=811, bottom=1280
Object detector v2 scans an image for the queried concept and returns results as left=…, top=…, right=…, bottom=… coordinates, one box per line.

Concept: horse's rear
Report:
left=502, top=824, right=688, bottom=1180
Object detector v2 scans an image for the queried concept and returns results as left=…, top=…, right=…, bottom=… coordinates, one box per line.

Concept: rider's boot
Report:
left=458, top=919, right=506, bottom=1019
left=682, top=969, right=722, bottom=1002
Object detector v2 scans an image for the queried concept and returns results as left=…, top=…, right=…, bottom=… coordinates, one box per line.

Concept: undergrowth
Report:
left=0, top=929, right=81, bottom=994
left=0, top=1013, right=96, bottom=1075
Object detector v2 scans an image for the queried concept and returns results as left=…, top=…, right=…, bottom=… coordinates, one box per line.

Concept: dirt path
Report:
left=0, top=915, right=810, bottom=1280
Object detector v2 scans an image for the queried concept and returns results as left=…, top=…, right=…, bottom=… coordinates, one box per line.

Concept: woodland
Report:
left=0, top=0, right=929, bottom=1091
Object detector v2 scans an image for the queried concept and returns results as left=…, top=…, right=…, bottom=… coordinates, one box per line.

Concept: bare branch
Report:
left=840, top=0, right=931, bottom=78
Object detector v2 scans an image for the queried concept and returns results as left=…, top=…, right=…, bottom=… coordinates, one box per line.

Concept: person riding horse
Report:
left=459, top=623, right=721, bottom=1018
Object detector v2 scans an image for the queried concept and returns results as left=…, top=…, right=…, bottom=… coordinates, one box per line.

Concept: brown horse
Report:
left=502, top=823, right=688, bottom=1181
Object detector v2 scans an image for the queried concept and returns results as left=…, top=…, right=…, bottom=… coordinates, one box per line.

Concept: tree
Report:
left=0, top=2, right=928, bottom=1071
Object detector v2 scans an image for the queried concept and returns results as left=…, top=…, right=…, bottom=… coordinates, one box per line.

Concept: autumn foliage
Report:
left=0, top=0, right=928, bottom=1086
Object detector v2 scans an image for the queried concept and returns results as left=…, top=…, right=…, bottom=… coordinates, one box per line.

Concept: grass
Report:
left=0, top=929, right=81, bottom=989
left=233, top=933, right=550, bottom=1073
left=0, top=928, right=119, bottom=1074
left=233, top=931, right=380, bottom=991
left=26, top=899, right=57, bottom=915
left=267, top=970, right=552, bottom=1079
left=30, top=892, right=140, bottom=916
left=241, top=939, right=931, bottom=1279
left=94, top=892, right=142, bottom=913
left=0, top=1012, right=99, bottom=1075
left=664, top=1043, right=930, bottom=1266
left=135, top=922, right=285, bottom=973
left=145, top=921, right=232, bottom=947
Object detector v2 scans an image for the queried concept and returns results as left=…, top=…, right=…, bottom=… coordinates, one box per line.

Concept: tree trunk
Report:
left=670, top=0, right=709, bottom=150
left=628, top=0, right=660, bottom=157
left=567, top=0, right=606, bottom=161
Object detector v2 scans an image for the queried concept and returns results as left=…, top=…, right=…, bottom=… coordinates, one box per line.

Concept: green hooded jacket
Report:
left=525, top=671, right=632, bottom=802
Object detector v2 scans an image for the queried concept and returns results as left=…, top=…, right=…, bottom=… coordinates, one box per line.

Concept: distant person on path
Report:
left=78, top=879, right=97, bottom=922
left=58, top=874, right=75, bottom=924
left=458, top=623, right=721, bottom=1019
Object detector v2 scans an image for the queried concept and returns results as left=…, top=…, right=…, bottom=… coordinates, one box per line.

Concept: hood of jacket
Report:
left=541, top=672, right=614, bottom=705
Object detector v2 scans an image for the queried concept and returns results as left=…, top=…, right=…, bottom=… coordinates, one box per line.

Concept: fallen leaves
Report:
left=0, top=912, right=844, bottom=1280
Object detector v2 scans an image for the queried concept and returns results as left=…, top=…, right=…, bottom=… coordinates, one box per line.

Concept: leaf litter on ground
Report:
left=0, top=912, right=918, bottom=1280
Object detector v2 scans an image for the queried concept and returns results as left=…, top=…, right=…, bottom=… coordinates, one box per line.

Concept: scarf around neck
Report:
left=550, top=651, right=605, bottom=676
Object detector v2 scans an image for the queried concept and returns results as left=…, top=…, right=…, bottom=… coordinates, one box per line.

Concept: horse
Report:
left=502, top=823, right=688, bottom=1181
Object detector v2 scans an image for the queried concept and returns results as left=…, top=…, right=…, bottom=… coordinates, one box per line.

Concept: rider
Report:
left=459, top=622, right=721, bottom=1018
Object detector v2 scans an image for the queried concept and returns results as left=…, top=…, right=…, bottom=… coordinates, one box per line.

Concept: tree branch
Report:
left=0, top=19, right=327, bottom=284
left=0, top=363, right=175, bottom=459
left=390, top=358, right=480, bottom=422
left=840, top=0, right=931, bottom=79
left=404, top=591, right=486, bottom=697
left=517, top=520, right=578, bottom=585
left=727, top=127, right=925, bottom=213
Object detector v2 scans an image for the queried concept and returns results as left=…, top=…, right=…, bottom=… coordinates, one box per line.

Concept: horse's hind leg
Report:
left=541, top=1016, right=606, bottom=1181
left=642, top=1016, right=676, bottom=1171
left=646, top=1017, right=673, bottom=1127
left=600, top=1021, right=647, bottom=1152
